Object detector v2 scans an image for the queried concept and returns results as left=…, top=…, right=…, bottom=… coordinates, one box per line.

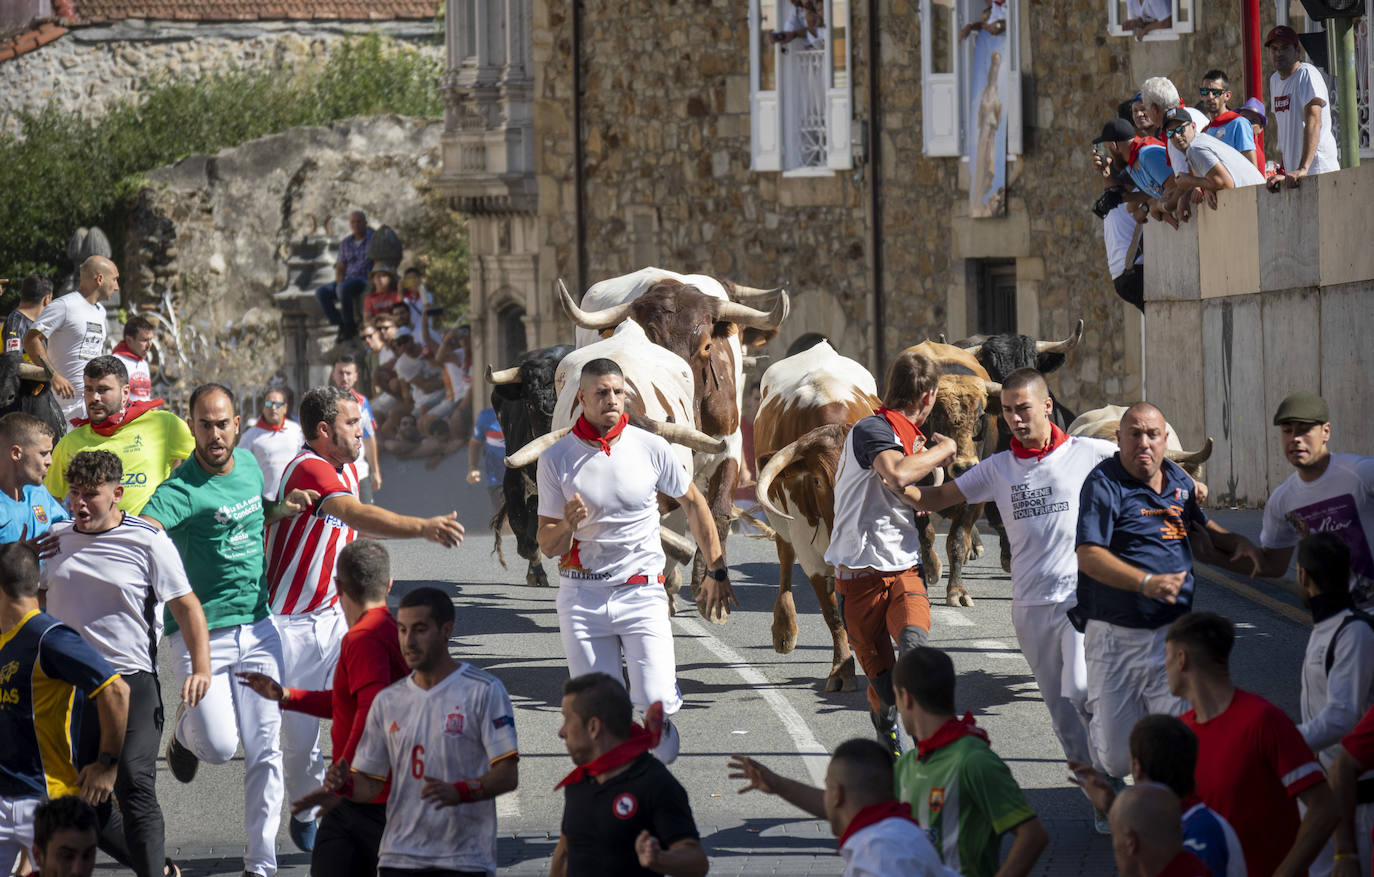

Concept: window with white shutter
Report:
left=1104, top=0, right=1196, bottom=40
left=921, top=0, right=1022, bottom=157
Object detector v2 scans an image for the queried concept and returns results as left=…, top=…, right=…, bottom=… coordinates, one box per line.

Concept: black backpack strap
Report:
left=1325, top=608, right=1374, bottom=675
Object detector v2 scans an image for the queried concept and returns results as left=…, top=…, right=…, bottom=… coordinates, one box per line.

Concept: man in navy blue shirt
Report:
left=1072, top=402, right=1259, bottom=779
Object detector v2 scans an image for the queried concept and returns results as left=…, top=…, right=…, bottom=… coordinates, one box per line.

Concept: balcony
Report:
left=1142, top=163, right=1374, bottom=507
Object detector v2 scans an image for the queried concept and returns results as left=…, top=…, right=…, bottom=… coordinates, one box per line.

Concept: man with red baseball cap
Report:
left=1264, top=25, right=1340, bottom=190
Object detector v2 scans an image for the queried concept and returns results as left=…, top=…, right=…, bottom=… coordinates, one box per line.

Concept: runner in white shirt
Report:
left=535, top=358, right=735, bottom=763
left=24, top=257, right=118, bottom=423
left=238, top=388, right=305, bottom=499
left=909, top=369, right=1119, bottom=828
left=326, top=587, right=518, bottom=877
left=111, top=314, right=155, bottom=404
left=265, top=385, right=465, bottom=851
left=41, top=448, right=211, bottom=877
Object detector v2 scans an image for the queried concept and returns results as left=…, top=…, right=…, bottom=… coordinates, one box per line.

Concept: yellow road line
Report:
left=1193, top=566, right=1311, bottom=628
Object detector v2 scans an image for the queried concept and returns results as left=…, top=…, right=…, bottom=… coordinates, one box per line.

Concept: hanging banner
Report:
left=967, top=14, right=1008, bottom=218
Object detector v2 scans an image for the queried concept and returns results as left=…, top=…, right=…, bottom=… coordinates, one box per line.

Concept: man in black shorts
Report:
left=550, top=673, right=706, bottom=877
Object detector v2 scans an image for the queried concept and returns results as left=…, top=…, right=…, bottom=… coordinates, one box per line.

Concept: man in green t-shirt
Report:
left=728, top=646, right=1047, bottom=877
left=140, top=383, right=313, bottom=877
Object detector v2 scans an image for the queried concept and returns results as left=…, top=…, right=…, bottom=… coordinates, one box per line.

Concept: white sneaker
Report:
left=651, top=718, right=680, bottom=764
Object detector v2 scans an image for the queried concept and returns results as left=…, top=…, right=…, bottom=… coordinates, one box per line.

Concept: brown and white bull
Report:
left=750, top=341, right=881, bottom=692
left=1067, top=405, right=1214, bottom=478
left=558, top=269, right=789, bottom=602
left=901, top=341, right=1001, bottom=607
left=503, top=320, right=728, bottom=610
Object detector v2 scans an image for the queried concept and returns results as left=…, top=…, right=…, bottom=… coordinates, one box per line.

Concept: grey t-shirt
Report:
left=1185, top=133, right=1266, bottom=188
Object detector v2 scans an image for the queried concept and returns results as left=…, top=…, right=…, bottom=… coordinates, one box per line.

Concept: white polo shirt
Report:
left=41, top=514, right=192, bottom=675
left=238, top=418, right=305, bottom=498
left=536, top=425, right=690, bottom=586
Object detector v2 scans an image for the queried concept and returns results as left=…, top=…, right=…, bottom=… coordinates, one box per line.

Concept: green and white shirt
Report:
left=894, top=733, right=1036, bottom=877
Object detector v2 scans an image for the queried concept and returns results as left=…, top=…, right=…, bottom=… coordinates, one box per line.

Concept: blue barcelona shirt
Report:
left=0, top=610, right=119, bottom=800
left=1182, top=797, right=1244, bottom=877
left=0, top=483, right=69, bottom=544
left=1073, top=455, right=1207, bottom=629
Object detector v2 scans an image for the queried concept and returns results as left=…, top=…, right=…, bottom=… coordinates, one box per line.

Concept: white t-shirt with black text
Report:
left=1270, top=61, right=1340, bottom=175
left=955, top=437, right=1118, bottom=605
left=33, top=293, right=107, bottom=421
left=1262, top=453, right=1374, bottom=604
left=41, top=514, right=193, bottom=675
left=537, top=425, right=690, bottom=585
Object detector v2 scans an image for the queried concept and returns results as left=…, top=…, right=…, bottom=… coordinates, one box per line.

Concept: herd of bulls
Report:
left=485, top=268, right=1214, bottom=691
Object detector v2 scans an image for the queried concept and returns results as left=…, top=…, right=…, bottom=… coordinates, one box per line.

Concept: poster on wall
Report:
left=967, top=0, right=1008, bottom=218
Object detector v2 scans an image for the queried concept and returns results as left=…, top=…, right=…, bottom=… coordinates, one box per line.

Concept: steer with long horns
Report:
left=557, top=268, right=789, bottom=606
left=503, top=320, right=728, bottom=615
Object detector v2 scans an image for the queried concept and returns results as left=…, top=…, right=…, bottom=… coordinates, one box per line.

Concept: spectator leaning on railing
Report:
left=1265, top=25, right=1340, bottom=190
left=1139, top=76, right=1210, bottom=222
left=1197, top=69, right=1260, bottom=170
left=1162, top=107, right=1266, bottom=221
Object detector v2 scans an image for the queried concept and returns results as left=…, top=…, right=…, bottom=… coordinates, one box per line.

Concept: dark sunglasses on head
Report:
left=1199, top=87, right=1227, bottom=97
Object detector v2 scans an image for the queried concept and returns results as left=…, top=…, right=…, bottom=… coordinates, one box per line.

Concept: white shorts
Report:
left=0, top=796, right=39, bottom=874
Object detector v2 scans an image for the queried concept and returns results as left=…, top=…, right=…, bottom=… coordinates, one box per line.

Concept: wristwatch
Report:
left=706, top=567, right=729, bottom=582
left=97, top=752, right=119, bottom=769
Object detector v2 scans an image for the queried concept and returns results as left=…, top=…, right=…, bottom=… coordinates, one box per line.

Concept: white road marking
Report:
left=966, top=639, right=1029, bottom=660
left=497, top=789, right=520, bottom=819
left=930, top=606, right=976, bottom=628
left=674, top=616, right=830, bottom=786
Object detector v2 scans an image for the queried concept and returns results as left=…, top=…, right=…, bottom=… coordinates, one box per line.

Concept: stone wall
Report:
left=0, top=19, right=442, bottom=135
left=525, top=0, right=1272, bottom=417
left=125, top=115, right=441, bottom=398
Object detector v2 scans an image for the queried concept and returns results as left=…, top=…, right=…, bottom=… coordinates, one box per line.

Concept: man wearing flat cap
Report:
left=1252, top=393, right=1374, bottom=608
left=1264, top=25, right=1340, bottom=190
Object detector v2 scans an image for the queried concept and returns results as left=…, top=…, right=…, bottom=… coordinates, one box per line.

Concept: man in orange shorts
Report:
left=824, top=350, right=955, bottom=755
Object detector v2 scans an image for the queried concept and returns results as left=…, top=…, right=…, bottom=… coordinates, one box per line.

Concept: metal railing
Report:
left=782, top=47, right=829, bottom=169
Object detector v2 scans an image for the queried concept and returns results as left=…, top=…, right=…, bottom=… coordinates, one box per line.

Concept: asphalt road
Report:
left=94, top=453, right=1314, bottom=876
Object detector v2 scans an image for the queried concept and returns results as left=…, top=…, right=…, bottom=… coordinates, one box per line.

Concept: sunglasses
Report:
left=1166, top=125, right=1191, bottom=138
left=264, top=401, right=287, bottom=409
left=1199, top=87, right=1227, bottom=97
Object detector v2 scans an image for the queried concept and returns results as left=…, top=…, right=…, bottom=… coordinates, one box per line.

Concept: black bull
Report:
left=949, top=331, right=1077, bottom=572
left=0, top=351, right=67, bottom=439
left=489, top=344, right=573, bottom=587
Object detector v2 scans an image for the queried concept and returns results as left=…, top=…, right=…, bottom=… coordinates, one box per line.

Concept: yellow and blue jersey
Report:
left=0, top=609, right=119, bottom=800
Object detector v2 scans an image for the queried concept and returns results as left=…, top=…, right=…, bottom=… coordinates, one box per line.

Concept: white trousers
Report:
left=1012, top=601, right=1096, bottom=770
left=1083, top=620, right=1188, bottom=778
left=1307, top=800, right=1374, bottom=877
left=557, top=581, right=683, bottom=716
left=0, top=796, right=38, bottom=875
left=169, top=616, right=284, bottom=877
left=272, top=604, right=346, bottom=824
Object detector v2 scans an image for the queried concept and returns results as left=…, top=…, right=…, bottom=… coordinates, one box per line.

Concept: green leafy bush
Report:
left=0, top=34, right=443, bottom=280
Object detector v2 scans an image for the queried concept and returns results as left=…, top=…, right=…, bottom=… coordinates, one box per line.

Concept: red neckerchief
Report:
left=874, top=407, right=925, bottom=456
left=70, top=398, right=164, bottom=435
left=836, top=801, right=919, bottom=848
left=1181, top=793, right=1203, bottom=811
left=1128, top=135, right=1165, bottom=167
left=1010, top=424, right=1069, bottom=461
left=256, top=418, right=287, bottom=433
left=916, top=711, right=990, bottom=760
left=112, top=340, right=144, bottom=362
left=554, top=705, right=664, bottom=789
left=572, top=412, right=628, bottom=456
left=1204, top=110, right=1242, bottom=133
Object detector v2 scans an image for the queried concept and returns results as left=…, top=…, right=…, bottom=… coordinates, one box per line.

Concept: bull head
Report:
left=487, top=365, right=522, bottom=385
left=557, top=278, right=790, bottom=333
left=957, top=319, right=1084, bottom=359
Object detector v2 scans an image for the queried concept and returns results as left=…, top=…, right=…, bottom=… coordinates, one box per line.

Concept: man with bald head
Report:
left=1072, top=402, right=1259, bottom=778
left=25, top=256, right=119, bottom=422
left=1110, top=784, right=1212, bottom=876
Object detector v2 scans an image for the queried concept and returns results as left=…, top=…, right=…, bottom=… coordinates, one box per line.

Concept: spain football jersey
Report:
left=0, top=610, right=119, bottom=800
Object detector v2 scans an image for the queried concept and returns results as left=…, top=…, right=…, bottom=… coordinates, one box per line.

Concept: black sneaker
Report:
left=165, top=705, right=198, bottom=783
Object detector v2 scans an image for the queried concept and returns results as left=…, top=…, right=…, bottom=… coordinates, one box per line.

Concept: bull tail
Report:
left=490, top=501, right=510, bottom=570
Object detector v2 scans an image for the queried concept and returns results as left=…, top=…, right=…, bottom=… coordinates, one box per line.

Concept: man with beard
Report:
left=141, top=383, right=316, bottom=877
left=45, top=356, right=193, bottom=515
left=266, top=386, right=464, bottom=852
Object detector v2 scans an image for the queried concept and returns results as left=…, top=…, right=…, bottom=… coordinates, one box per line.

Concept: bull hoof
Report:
left=525, top=565, right=549, bottom=587
left=772, top=593, right=799, bottom=654
left=824, top=657, right=857, bottom=692
left=1000, top=551, right=1012, bottom=574
left=945, top=588, right=974, bottom=608
left=697, top=598, right=730, bottom=625
left=969, top=540, right=985, bottom=560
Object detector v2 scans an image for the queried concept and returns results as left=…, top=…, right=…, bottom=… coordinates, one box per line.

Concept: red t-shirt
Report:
left=1183, top=688, right=1326, bottom=877
left=1343, top=704, right=1374, bottom=768
left=1157, top=848, right=1212, bottom=877
left=363, top=289, right=403, bottom=320
left=283, top=606, right=407, bottom=802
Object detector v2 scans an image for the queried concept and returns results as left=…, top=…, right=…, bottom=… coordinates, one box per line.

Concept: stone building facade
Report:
left=437, top=0, right=1325, bottom=430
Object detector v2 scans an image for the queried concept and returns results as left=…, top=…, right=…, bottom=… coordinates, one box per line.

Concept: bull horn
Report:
left=1165, top=436, right=1214, bottom=466
left=754, top=440, right=803, bottom=521
left=729, top=283, right=785, bottom=301
left=937, top=333, right=947, bottom=344
left=504, top=427, right=572, bottom=468
left=984, top=380, right=1002, bottom=396
left=1035, top=318, right=1085, bottom=355
left=17, top=363, right=48, bottom=383
left=660, top=527, right=695, bottom=565
left=742, top=354, right=768, bottom=369
left=640, top=420, right=728, bottom=454
left=557, top=278, right=636, bottom=331
left=486, top=365, right=522, bottom=385
left=715, top=290, right=790, bottom=331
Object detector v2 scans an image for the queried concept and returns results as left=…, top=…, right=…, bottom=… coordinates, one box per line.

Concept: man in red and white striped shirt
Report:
left=267, top=385, right=465, bottom=852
